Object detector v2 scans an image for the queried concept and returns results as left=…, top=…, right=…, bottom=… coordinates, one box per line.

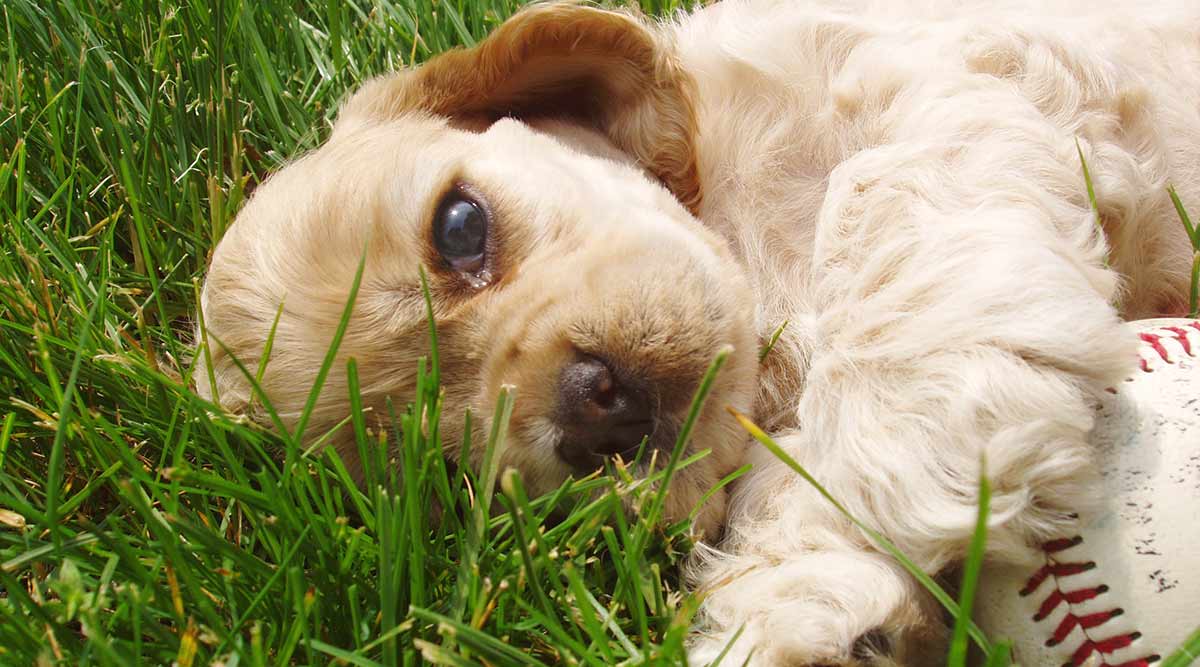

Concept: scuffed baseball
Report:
left=976, top=318, right=1200, bottom=667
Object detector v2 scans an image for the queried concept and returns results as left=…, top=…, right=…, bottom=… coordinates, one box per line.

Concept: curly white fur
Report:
left=673, top=1, right=1199, bottom=664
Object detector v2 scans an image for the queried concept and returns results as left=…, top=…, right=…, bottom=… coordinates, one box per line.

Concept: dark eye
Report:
left=433, top=190, right=488, bottom=273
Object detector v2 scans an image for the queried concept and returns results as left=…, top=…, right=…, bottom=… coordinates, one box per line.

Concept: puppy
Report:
left=198, top=1, right=1200, bottom=664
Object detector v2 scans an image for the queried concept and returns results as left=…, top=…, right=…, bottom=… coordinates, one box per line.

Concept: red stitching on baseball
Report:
left=1031, top=321, right=1196, bottom=665
left=1138, top=333, right=1170, bottom=370
left=1161, top=327, right=1193, bottom=355
left=1070, top=632, right=1142, bottom=665
left=1031, top=584, right=1107, bottom=621
left=1051, top=608, right=1124, bottom=642
left=1136, top=321, right=1199, bottom=371
left=1023, top=537, right=1159, bottom=666
left=1043, top=536, right=1083, bottom=552
left=1021, top=562, right=1096, bottom=599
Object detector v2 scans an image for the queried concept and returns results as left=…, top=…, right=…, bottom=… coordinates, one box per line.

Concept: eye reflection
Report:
left=432, top=189, right=487, bottom=274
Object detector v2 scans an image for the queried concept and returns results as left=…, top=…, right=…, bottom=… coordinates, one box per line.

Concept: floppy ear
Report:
left=335, top=4, right=703, bottom=213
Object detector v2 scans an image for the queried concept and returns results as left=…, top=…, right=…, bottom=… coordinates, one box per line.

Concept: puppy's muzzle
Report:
left=555, top=356, right=655, bottom=471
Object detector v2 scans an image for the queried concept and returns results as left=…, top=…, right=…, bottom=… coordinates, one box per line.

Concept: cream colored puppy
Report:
left=199, top=1, right=1200, bottom=665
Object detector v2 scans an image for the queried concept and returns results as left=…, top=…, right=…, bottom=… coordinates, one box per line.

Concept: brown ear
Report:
left=336, top=4, right=702, bottom=213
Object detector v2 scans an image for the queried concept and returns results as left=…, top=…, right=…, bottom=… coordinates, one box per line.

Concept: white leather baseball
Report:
left=976, top=318, right=1200, bottom=667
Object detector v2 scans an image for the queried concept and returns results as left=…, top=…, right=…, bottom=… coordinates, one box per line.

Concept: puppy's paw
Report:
left=687, top=550, right=945, bottom=666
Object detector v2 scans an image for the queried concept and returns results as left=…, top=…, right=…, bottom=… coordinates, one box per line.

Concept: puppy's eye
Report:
left=433, top=190, right=488, bottom=273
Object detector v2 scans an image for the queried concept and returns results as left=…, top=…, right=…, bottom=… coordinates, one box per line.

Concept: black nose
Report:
left=556, top=357, right=655, bottom=470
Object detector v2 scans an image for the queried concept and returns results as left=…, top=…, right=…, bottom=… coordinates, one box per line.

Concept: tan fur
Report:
left=199, top=1, right=1200, bottom=664
left=336, top=4, right=704, bottom=213
left=197, top=4, right=759, bottom=541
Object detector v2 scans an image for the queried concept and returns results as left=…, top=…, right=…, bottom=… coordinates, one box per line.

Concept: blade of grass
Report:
left=307, top=639, right=384, bottom=667
left=984, top=639, right=1013, bottom=667
left=758, top=320, right=788, bottom=363
left=291, top=249, right=368, bottom=445
left=43, top=283, right=106, bottom=544
left=1167, top=185, right=1200, bottom=317
left=450, top=386, right=515, bottom=621
left=409, top=607, right=548, bottom=667
left=947, top=457, right=991, bottom=667
left=641, top=346, right=731, bottom=531
left=210, top=524, right=313, bottom=658
left=1075, top=138, right=1101, bottom=232
left=1169, top=185, right=1197, bottom=246
left=1162, top=626, right=1200, bottom=667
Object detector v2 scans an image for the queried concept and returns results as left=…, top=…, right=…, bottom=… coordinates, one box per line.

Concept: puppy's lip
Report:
left=555, top=444, right=614, bottom=475
left=554, top=437, right=644, bottom=473
left=554, top=420, right=681, bottom=475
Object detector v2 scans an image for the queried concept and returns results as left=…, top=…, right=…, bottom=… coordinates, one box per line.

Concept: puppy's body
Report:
left=671, top=2, right=1200, bottom=662
left=678, top=0, right=1199, bottom=384
left=199, top=1, right=1200, bottom=664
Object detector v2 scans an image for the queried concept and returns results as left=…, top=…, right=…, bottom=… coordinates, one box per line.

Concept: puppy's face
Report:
left=198, top=5, right=758, bottom=536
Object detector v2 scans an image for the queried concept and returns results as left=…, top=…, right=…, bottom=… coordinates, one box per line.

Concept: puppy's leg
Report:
left=688, top=511, right=945, bottom=666
left=691, top=138, right=1141, bottom=665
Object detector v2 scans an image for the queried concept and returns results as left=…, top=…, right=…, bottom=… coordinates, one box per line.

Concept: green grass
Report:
left=1168, top=185, right=1200, bottom=317
left=0, top=1, right=715, bottom=664
left=2, top=1, right=1199, bottom=666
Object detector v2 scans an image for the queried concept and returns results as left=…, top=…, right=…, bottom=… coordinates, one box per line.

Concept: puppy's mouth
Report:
left=552, top=354, right=683, bottom=474
left=554, top=418, right=681, bottom=475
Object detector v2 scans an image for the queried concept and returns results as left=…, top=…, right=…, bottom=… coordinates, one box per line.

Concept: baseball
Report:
left=976, top=318, right=1200, bottom=666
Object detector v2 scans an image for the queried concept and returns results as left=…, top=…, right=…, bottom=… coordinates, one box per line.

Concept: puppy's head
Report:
left=198, top=4, right=758, bottom=537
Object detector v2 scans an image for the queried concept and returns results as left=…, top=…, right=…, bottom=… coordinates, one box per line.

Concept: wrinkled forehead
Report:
left=217, top=111, right=696, bottom=298
left=223, top=116, right=467, bottom=253
left=298, top=115, right=467, bottom=222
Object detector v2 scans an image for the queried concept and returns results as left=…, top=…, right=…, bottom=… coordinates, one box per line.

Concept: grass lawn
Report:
left=0, top=1, right=735, bottom=664
left=2, top=1, right=1199, bottom=666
